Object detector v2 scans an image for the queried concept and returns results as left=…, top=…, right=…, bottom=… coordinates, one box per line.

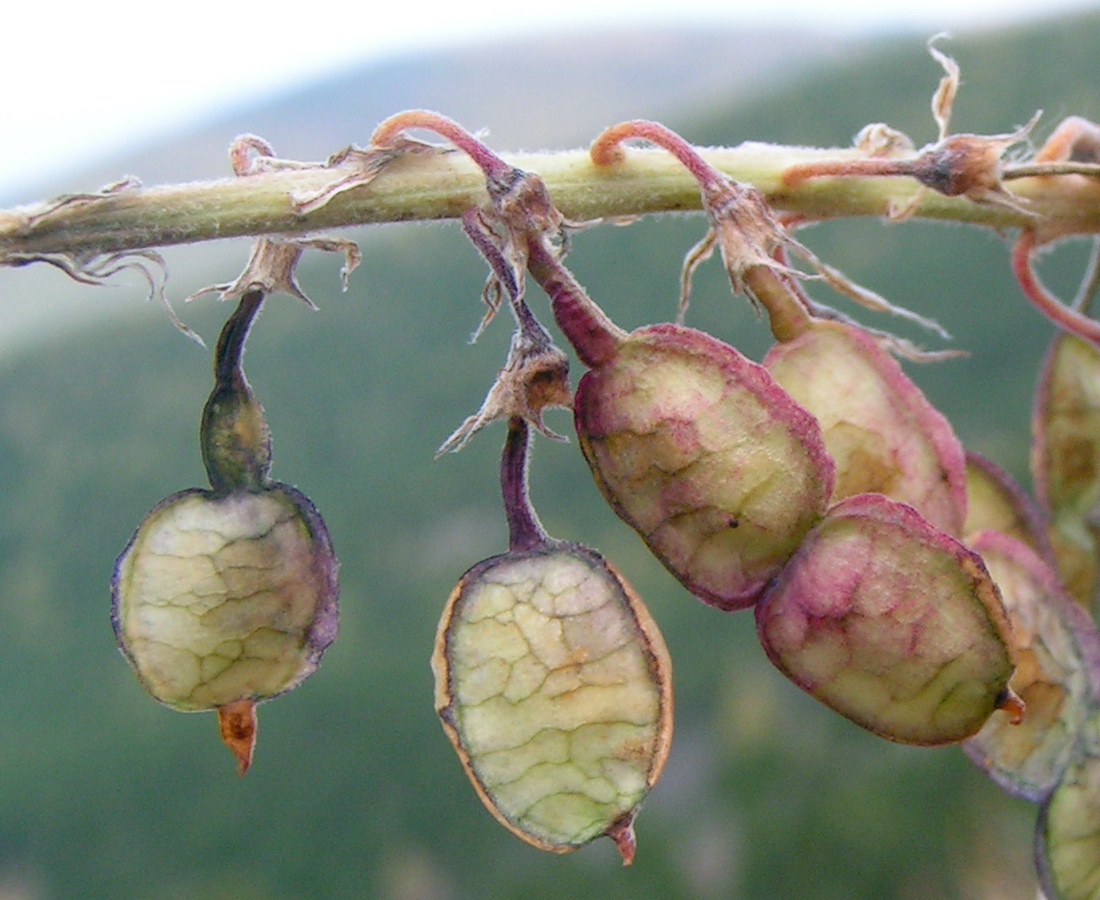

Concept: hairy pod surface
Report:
left=112, top=485, right=339, bottom=712
left=574, top=322, right=834, bottom=610
left=763, top=320, right=967, bottom=536
left=432, top=542, right=672, bottom=861
left=755, top=493, right=1016, bottom=745
left=964, top=531, right=1100, bottom=800
left=1038, top=710, right=1100, bottom=900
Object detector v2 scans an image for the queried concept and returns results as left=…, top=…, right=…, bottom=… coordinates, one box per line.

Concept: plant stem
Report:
left=5, top=144, right=1100, bottom=263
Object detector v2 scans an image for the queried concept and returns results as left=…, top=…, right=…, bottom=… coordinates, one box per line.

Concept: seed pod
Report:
left=963, top=451, right=1053, bottom=559
left=1033, top=330, right=1100, bottom=607
left=964, top=531, right=1100, bottom=800
left=432, top=419, right=672, bottom=863
left=112, top=291, right=338, bottom=773
left=1037, top=709, right=1100, bottom=900
left=763, top=320, right=967, bottom=536
left=755, top=493, right=1017, bottom=745
left=569, top=320, right=834, bottom=611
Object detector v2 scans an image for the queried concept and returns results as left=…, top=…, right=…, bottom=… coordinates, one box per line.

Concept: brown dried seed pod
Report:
left=432, top=542, right=672, bottom=864
left=756, top=493, right=1017, bottom=745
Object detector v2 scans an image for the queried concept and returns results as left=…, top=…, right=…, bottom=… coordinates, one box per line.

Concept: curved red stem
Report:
left=371, top=110, right=512, bottom=182
left=591, top=120, right=725, bottom=194
left=1012, top=231, right=1100, bottom=346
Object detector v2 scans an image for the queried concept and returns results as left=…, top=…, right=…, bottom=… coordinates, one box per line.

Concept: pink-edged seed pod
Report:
left=570, top=320, right=835, bottom=611
left=964, top=531, right=1100, bottom=800
left=1033, top=329, right=1100, bottom=608
left=763, top=319, right=968, bottom=537
left=755, top=493, right=1018, bottom=745
left=963, top=451, right=1055, bottom=562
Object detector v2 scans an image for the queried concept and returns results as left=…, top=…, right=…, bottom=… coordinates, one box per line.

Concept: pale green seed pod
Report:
left=112, top=486, right=337, bottom=710
left=1038, top=709, right=1100, bottom=900
left=763, top=320, right=968, bottom=536
left=1033, top=330, right=1100, bottom=608
left=756, top=493, right=1017, bottom=745
left=112, top=290, right=338, bottom=772
left=432, top=418, right=672, bottom=863
left=432, top=542, right=672, bottom=863
left=963, top=451, right=1053, bottom=558
left=573, top=323, right=834, bottom=611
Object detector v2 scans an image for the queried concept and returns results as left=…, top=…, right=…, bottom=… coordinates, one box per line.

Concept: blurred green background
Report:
left=1, top=13, right=1098, bottom=899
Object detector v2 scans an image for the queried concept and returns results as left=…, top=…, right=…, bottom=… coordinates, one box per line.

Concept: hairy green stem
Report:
left=2, top=145, right=1100, bottom=262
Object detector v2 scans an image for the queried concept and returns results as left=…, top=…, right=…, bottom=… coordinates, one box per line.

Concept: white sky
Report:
left=2, top=0, right=1098, bottom=200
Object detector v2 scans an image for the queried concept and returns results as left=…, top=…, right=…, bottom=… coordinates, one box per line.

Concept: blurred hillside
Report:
left=0, top=10, right=1097, bottom=900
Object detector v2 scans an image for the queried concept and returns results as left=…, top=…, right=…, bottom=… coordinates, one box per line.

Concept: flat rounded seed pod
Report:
left=1033, top=331, right=1100, bottom=607
left=963, top=451, right=1053, bottom=560
left=112, top=485, right=339, bottom=713
left=432, top=542, right=673, bottom=862
left=763, top=320, right=967, bottom=536
left=575, top=323, right=834, bottom=611
left=1034, top=331, right=1100, bottom=518
left=964, top=531, right=1100, bottom=800
left=755, top=493, right=1016, bottom=745
left=1038, top=710, right=1100, bottom=900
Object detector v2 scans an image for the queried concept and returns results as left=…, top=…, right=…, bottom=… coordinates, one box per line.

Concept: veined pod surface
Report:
left=763, top=320, right=967, bottom=536
left=755, top=493, right=1017, bottom=745
left=112, top=485, right=338, bottom=713
left=112, top=289, right=339, bottom=773
left=1038, top=709, right=1100, bottom=900
left=964, top=531, right=1100, bottom=800
left=574, top=323, right=834, bottom=611
left=432, top=542, right=672, bottom=862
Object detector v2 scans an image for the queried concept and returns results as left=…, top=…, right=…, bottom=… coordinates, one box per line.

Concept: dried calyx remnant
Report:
left=111, top=283, right=338, bottom=774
